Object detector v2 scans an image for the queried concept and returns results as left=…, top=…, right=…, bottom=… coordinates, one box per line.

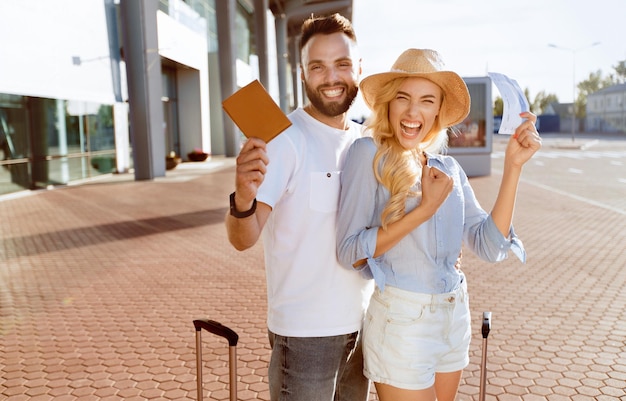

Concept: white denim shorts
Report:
left=363, top=281, right=471, bottom=390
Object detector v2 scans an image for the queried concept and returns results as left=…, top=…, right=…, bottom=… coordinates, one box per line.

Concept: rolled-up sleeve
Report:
left=336, top=138, right=380, bottom=279
left=467, top=215, right=526, bottom=263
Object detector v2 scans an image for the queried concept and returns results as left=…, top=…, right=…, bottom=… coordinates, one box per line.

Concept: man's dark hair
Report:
left=299, top=13, right=356, bottom=54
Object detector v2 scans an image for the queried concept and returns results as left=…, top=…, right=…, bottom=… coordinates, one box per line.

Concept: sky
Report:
left=348, top=0, right=626, bottom=120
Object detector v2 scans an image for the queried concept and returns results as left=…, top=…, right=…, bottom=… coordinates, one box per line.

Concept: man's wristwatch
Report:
left=229, top=192, right=257, bottom=218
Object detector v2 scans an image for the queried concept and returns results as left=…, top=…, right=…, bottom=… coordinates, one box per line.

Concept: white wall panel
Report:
left=0, top=0, right=115, bottom=103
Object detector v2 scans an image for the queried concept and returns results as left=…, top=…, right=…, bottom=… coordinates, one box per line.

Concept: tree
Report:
left=576, top=60, right=626, bottom=118
left=493, top=96, right=503, bottom=116
left=532, top=91, right=559, bottom=114
left=524, top=88, right=535, bottom=113
left=576, top=70, right=603, bottom=118
left=612, top=60, right=626, bottom=84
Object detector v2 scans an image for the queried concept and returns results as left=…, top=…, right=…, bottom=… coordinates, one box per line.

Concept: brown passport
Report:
left=222, top=80, right=292, bottom=143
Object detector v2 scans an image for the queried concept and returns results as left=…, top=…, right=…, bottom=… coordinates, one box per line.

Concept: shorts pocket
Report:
left=386, top=304, right=426, bottom=326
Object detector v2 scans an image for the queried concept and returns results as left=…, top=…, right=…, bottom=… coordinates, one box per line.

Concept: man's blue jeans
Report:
left=268, top=330, right=369, bottom=401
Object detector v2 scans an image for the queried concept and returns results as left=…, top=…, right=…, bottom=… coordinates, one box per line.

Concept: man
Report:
left=225, top=13, right=374, bottom=401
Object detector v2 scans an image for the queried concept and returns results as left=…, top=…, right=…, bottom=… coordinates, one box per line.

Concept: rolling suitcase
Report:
left=193, top=313, right=492, bottom=401
left=479, top=311, right=492, bottom=401
left=193, top=319, right=239, bottom=401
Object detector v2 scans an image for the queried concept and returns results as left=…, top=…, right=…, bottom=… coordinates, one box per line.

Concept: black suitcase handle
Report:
left=194, top=319, right=238, bottom=401
left=481, top=311, right=491, bottom=339
left=479, top=311, right=492, bottom=401
left=194, top=319, right=239, bottom=346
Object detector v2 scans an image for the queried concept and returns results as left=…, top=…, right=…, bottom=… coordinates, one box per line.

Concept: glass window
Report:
left=162, top=65, right=180, bottom=156
left=448, top=81, right=489, bottom=149
left=0, top=94, right=117, bottom=195
left=0, top=95, right=31, bottom=194
left=234, top=5, right=251, bottom=62
left=181, top=0, right=217, bottom=52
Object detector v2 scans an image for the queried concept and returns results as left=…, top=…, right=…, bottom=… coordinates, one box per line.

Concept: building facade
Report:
left=0, top=0, right=354, bottom=196
left=0, top=0, right=213, bottom=195
left=586, top=83, right=626, bottom=133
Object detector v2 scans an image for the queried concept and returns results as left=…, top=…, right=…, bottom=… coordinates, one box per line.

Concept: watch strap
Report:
left=229, top=192, right=257, bottom=218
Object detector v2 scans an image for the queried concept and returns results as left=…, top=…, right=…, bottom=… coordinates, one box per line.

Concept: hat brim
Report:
left=360, top=71, right=471, bottom=127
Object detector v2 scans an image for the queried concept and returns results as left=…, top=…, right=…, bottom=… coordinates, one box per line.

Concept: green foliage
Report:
left=576, top=70, right=604, bottom=117
left=575, top=60, right=626, bottom=117
left=523, top=88, right=534, bottom=113
left=493, top=96, right=503, bottom=116
left=97, top=105, right=114, bottom=128
left=611, top=60, right=626, bottom=84
left=531, top=91, right=559, bottom=115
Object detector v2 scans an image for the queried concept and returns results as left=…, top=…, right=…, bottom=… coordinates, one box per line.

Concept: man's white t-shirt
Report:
left=257, top=107, right=374, bottom=337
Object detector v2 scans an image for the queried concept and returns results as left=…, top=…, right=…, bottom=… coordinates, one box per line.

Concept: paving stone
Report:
left=2, top=139, right=626, bottom=400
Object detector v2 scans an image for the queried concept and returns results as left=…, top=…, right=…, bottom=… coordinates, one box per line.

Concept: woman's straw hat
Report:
left=360, top=48, right=471, bottom=127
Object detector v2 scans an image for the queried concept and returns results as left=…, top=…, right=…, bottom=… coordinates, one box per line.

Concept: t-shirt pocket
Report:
left=309, top=171, right=340, bottom=213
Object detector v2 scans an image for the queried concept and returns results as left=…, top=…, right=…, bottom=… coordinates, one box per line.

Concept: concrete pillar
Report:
left=253, top=0, right=270, bottom=89
left=215, top=0, right=240, bottom=157
left=55, top=100, right=69, bottom=183
left=119, top=0, right=165, bottom=180
left=288, top=36, right=300, bottom=108
left=113, top=103, right=130, bottom=173
left=274, top=14, right=289, bottom=112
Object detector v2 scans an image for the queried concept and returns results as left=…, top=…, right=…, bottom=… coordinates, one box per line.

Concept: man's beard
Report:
left=304, top=82, right=358, bottom=117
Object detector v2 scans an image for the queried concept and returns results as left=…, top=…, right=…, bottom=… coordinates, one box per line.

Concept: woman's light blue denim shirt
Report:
left=336, top=137, right=525, bottom=294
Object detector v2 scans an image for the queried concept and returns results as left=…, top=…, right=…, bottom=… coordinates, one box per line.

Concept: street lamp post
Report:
left=548, top=42, right=601, bottom=142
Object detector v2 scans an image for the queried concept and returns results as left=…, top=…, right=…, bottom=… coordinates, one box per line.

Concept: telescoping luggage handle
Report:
left=479, top=311, right=492, bottom=401
left=194, top=319, right=239, bottom=401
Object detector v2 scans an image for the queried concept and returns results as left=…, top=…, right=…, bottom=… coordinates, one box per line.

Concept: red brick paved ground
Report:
left=1, top=134, right=626, bottom=400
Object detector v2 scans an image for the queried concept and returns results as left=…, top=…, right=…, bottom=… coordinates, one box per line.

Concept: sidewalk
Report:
left=1, top=137, right=626, bottom=400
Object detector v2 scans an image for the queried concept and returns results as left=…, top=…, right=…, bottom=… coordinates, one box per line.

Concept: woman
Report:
left=336, top=49, right=541, bottom=401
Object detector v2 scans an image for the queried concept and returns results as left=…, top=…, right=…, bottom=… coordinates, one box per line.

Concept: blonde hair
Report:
left=365, top=77, right=449, bottom=229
